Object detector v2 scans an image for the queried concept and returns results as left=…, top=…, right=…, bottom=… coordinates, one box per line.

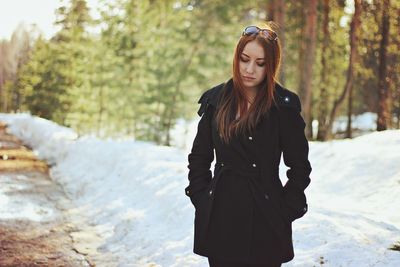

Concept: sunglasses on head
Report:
left=242, top=26, right=278, bottom=41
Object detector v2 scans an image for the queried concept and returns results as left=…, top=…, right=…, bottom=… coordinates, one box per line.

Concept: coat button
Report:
left=221, top=162, right=224, bottom=166
left=284, top=96, right=290, bottom=102
left=209, top=190, right=213, bottom=195
left=264, top=194, right=269, bottom=200
left=303, top=206, right=307, bottom=212
left=252, top=163, right=256, bottom=167
left=248, top=136, right=253, bottom=140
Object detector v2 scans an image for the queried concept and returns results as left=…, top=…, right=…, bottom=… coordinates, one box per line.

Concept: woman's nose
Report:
left=246, top=62, right=255, bottom=74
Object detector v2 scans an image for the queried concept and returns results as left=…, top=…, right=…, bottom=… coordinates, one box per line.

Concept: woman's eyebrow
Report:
left=241, top=52, right=265, bottom=60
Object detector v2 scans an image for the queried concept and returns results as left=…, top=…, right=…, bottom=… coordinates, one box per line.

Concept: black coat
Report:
left=184, top=78, right=312, bottom=264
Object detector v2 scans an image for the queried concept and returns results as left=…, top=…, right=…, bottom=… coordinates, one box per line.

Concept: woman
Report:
left=185, top=23, right=312, bottom=267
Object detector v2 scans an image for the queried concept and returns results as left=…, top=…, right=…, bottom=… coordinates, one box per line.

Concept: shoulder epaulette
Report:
left=274, top=83, right=302, bottom=112
left=197, top=82, right=226, bottom=116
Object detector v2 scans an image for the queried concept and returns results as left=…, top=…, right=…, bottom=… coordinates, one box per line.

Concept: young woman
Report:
left=185, top=24, right=312, bottom=267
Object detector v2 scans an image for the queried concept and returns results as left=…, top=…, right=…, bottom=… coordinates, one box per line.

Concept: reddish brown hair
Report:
left=216, top=23, right=282, bottom=144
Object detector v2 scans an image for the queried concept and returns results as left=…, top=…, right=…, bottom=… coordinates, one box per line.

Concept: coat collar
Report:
left=197, top=78, right=301, bottom=116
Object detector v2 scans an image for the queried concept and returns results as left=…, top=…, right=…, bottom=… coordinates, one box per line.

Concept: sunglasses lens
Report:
left=243, top=26, right=259, bottom=35
left=242, top=26, right=278, bottom=41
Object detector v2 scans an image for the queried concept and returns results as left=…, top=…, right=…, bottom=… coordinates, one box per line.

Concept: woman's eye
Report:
left=240, top=57, right=249, bottom=62
left=257, top=62, right=265, bottom=67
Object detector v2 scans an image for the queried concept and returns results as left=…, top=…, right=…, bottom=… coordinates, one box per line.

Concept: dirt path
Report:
left=0, top=121, right=93, bottom=266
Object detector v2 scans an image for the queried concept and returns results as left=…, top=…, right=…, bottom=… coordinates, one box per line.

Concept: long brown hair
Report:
left=216, top=23, right=282, bottom=144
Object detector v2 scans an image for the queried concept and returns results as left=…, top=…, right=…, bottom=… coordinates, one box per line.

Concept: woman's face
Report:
left=239, top=40, right=267, bottom=92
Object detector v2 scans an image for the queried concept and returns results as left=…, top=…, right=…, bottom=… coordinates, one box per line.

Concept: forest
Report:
left=0, top=0, right=399, bottom=145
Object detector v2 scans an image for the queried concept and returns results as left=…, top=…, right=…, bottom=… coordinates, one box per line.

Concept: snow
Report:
left=332, top=112, right=378, bottom=133
left=311, top=112, right=378, bottom=139
left=0, top=173, right=57, bottom=221
left=0, top=112, right=399, bottom=267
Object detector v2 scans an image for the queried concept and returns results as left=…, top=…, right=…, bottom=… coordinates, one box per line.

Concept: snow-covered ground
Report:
left=0, top=112, right=399, bottom=267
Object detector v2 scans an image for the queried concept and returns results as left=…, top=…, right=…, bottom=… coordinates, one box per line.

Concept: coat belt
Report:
left=212, top=161, right=267, bottom=205
left=203, top=161, right=262, bottom=233
left=214, top=161, right=261, bottom=178
left=213, top=161, right=288, bottom=242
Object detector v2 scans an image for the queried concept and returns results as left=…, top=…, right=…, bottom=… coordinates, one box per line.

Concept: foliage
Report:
left=1, top=0, right=399, bottom=143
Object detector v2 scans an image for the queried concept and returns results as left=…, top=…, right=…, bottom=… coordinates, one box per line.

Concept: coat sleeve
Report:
left=278, top=93, right=312, bottom=222
left=184, top=91, right=214, bottom=207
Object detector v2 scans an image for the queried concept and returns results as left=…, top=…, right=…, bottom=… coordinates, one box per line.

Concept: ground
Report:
left=0, top=121, right=93, bottom=267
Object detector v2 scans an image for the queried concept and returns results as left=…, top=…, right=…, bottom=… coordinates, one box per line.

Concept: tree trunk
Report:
left=0, top=43, right=7, bottom=112
left=346, top=83, right=353, bottom=138
left=377, top=0, right=391, bottom=131
left=326, top=0, right=361, bottom=138
left=164, top=44, right=199, bottom=146
left=97, top=84, right=104, bottom=136
left=316, top=0, right=330, bottom=141
left=298, top=0, right=318, bottom=139
left=268, top=0, right=286, bottom=85
left=396, top=8, right=400, bottom=129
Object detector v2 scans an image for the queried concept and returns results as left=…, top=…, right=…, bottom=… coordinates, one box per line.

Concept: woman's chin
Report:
left=243, top=81, right=258, bottom=90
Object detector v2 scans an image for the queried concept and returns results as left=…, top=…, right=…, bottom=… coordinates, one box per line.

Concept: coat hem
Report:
left=194, top=247, right=293, bottom=265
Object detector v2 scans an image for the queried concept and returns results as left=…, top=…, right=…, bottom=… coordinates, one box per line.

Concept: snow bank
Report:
left=1, top=112, right=399, bottom=267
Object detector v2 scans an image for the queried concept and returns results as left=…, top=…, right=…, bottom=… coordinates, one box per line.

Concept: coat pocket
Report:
left=279, top=192, right=308, bottom=223
left=191, top=186, right=210, bottom=210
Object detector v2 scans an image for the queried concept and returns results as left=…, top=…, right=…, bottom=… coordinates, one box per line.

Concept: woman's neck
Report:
left=236, top=96, right=254, bottom=120
left=245, top=87, right=258, bottom=104
left=235, top=86, right=258, bottom=120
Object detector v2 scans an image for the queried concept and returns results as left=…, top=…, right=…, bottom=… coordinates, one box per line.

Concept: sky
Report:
left=0, top=0, right=100, bottom=40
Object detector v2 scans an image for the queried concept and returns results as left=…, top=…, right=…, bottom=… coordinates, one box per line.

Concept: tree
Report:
left=0, top=23, right=36, bottom=112
left=297, top=0, right=318, bottom=139
left=316, top=0, right=330, bottom=141
left=10, top=0, right=398, bottom=143
left=0, top=40, right=9, bottom=111
left=99, top=0, right=245, bottom=144
left=267, top=0, right=286, bottom=84
left=376, top=0, right=391, bottom=131
left=326, top=0, right=361, bottom=139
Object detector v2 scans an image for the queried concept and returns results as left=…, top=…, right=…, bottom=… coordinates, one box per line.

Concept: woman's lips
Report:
left=243, top=76, right=255, bottom=80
